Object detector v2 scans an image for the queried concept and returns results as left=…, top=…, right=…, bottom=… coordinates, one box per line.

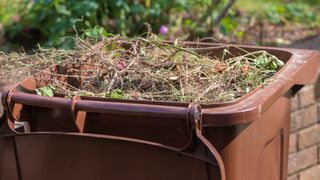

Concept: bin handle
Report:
left=189, top=104, right=226, bottom=180
left=2, top=88, right=16, bottom=129
left=4, top=90, right=194, bottom=129
left=72, top=97, right=226, bottom=179
left=3, top=88, right=227, bottom=179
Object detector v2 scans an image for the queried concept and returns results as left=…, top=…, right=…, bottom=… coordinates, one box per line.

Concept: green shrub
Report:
left=2, top=0, right=237, bottom=48
left=265, top=2, right=320, bottom=25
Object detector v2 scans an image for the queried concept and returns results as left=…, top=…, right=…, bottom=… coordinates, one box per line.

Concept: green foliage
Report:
left=0, top=0, right=23, bottom=27
left=2, top=0, right=237, bottom=48
left=264, top=2, right=320, bottom=25
left=219, top=16, right=238, bottom=35
left=4, top=0, right=101, bottom=48
left=84, top=25, right=108, bottom=40
left=2, top=0, right=319, bottom=49
left=35, top=86, right=55, bottom=97
left=255, top=52, right=284, bottom=70
left=109, top=89, right=125, bottom=99
left=294, top=0, right=320, bottom=5
left=266, top=4, right=285, bottom=24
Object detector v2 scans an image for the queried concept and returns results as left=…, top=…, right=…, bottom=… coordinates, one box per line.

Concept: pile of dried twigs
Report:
left=1, top=35, right=284, bottom=103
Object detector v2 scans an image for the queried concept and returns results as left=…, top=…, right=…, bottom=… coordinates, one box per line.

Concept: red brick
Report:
left=314, top=75, right=320, bottom=100
left=288, top=174, right=299, bottom=180
left=298, top=125, right=320, bottom=150
left=0, top=93, right=2, bottom=117
left=290, top=105, right=318, bottom=132
left=318, top=146, right=320, bottom=162
left=291, top=95, right=300, bottom=111
left=300, top=165, right=320, bottom=180
left=298, top=85, right=315, bottom=108
left=288, top=146, right=318, bottom=174
left=318, top=104, right=320, bottom=123
left=289, top=133, right=298, bottom=153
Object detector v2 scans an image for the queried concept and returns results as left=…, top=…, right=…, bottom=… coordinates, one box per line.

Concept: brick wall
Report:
left=288, top=79, right=320, bottom=180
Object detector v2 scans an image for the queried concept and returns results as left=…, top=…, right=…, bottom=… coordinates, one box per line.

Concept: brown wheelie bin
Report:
left=0, top=104, right=226, bottom=180
left=1, top=43, right=319, bottom=180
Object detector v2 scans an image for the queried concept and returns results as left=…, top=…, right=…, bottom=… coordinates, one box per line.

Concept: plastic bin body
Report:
left=1, top=43, right=319, bottom=180
left=206, top=92, right=291, bottom=180
left=0, top=130, right=222, bottom=180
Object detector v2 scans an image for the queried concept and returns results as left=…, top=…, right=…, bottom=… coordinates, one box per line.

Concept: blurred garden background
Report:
left=0, top=0, right=319, bottom=51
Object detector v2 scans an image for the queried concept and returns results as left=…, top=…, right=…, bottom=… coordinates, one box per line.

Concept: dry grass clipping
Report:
left=1, top=35, right=284, bottom=103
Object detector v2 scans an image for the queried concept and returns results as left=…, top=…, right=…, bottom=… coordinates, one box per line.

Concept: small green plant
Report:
left=35, top=86, right=55, bottom=97
left=84, top=25, right=108, bottom=42
left=109, top=89, right=125, bottom=99
left=255, top=51, right=284, bottom=70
